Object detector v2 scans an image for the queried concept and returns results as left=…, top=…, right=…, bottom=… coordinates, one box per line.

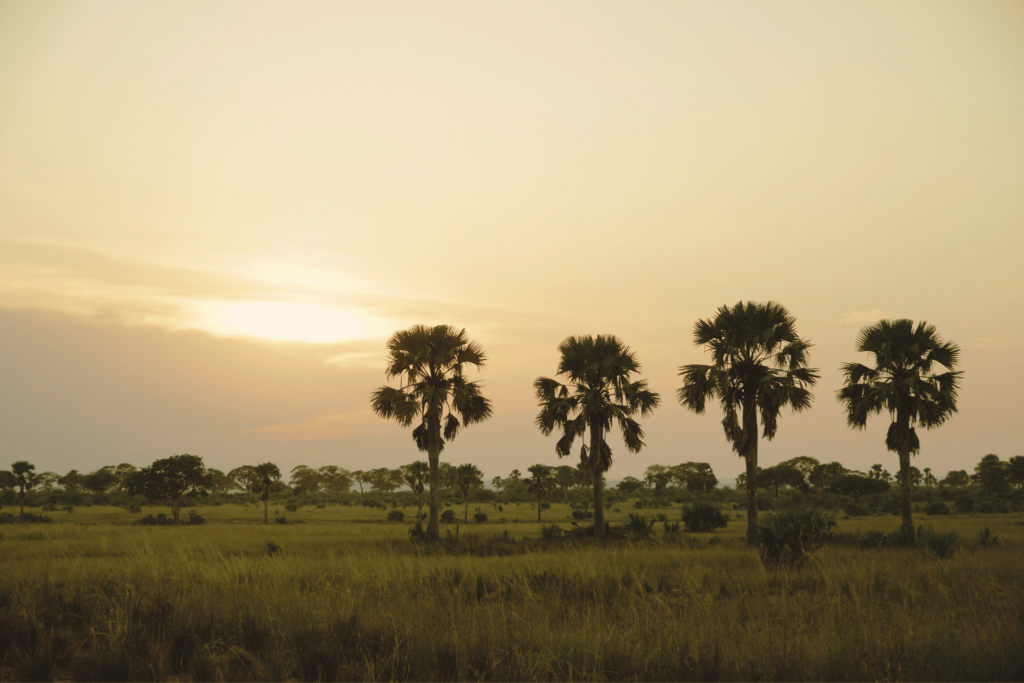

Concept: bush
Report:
left=917, top=525, right=959, bottom=559
left=440, top=509, right=457, bottom=524
left=275, top=516, right=287, bottom=524
left=625, top=514, right=655, bottom=539
left=571, top=509, right=594, bottom=520
left=186, top=509, right=206, bottom=525
left=682, top=504, right=729, bottom=533
left=0, top=512, right=52, bottom=525
left=387, top=510, right=405, bottom=523
left=844, top=503, right=870, bottom=517
left=954, top=495, right=975, bottom=514
left=408, top=522, right=427, bottom=542
left=757, top=509, right=837, bottom=566
left=924, top=501, right=951, bottom=516
left=663, top=521, right=681, bottom=536
left=473, top=512, right=488, bottom=524
left=263, top=540, right=282, bottom=556
left=978, top=527, right=999, bottom=548
left=540, top=524, right=566, bottom=540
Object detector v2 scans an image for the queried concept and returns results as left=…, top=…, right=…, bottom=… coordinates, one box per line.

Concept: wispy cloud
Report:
left=831, top=310, right=886, bottom=325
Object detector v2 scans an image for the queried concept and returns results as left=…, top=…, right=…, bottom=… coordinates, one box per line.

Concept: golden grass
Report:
left=1, top=505, right=1022, bottom=681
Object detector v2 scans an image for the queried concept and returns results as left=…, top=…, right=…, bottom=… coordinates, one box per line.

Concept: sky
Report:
left=2, top=1, right=1023, bottom=484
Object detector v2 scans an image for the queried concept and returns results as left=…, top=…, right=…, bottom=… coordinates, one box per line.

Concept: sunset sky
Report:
left=2, top=1, right=1022, bottom=484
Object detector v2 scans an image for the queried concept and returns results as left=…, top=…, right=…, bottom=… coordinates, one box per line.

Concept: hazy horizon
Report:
left=2, top=1, right=1022, bottom=483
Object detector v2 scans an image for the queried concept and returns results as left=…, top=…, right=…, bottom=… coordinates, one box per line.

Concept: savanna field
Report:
left=2, top=503, right=1022, bottom=682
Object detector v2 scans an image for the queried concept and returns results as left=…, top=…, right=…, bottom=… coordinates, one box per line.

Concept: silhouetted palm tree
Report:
left=678, top=301, right=818, bottom=545
left=371, top=325, right=492, bottom=542
left=229, top=463, right=281, bottom=523
left=837, top=319, right=961, bottom=539
left=453, top=463, right=483, bottom=523
left=526, top=464, right=554, bottom=522
left=535, top=335, right=660, bottom=537
left=11, top=461, right=37, bottom=517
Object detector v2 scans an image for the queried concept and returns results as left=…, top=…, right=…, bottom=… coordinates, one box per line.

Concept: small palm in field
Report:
left=837, top=319, right=961, bottom=540
left=677, top=301, right=818, bottom=545
left=371, top=324, right=492, bottom=542
left=535, top=335, right=660, bottom=537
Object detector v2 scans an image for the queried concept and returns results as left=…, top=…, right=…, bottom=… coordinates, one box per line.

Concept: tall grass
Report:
left=1, top=507, right=1022, bottom=681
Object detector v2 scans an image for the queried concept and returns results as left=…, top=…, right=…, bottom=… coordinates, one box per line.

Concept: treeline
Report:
left=2, top=451, right=1021, bottom=523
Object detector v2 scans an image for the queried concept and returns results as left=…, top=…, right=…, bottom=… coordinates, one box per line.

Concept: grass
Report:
left=1, top=504, right=1022, bottom=681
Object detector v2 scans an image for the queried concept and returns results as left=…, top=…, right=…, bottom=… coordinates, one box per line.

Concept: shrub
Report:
left=571, top=510, right=594, bottom=520
left=917, top=526, right=959, bottom=559
left=0, top=512, right=52, bottom=525
left=275, top=516, right=287, bottom=525
left=633, top=501, right=643, bottom=509
left=924, top=501, right=951, bottom=516
left=263, top=540, right=282, bottom=556
left=186, top=510, right=206, bottom=525
left=540, top=524, right=566, bottom=540
left=408, top=521, right=427, bottom=542
left=954, top=495, right=975, bottom=513
left=663, top=521, right=681, bottom=536
left=682, top=504, right=729, bottom=533
left=757, top=509, right=837, bottom=566
left=978, top=527, right=999, bottom=548
left=625, top=514, right=655, bottom=539
left=285, top=503, right=300, bottom=512
left=387, top=510, right=405, bottom=523
left=844, top=503, right=870, bottom=517
left=473, top=512, right=488, bottom=524
left=440, top=509, right=457, bottom=524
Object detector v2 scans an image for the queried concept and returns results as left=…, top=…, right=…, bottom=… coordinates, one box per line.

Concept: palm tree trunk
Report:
left=537, top=493, right=542, bottom=523
left=898, top=449, right=914, bottom=540
left=264, top=493, right=269, bottom=524
left=427, top=449, right=440, bottom=542
left=742, top=400, right=759, bottom=546
left=591, top=424, right=605, bottom=538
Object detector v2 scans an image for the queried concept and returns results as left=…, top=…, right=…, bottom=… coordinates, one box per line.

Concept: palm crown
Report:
left=837, top=319, right=961, bottom=454
left=371, top=324, right=493, bottom=453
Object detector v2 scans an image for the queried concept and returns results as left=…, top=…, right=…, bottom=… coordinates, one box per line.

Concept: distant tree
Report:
left=525, top=464, right=554, bottom=523
left=922, top=467, right=938, bottom=487
left=289, top=465, right=323, bottom=494
left=401, top=461, right=430, bottom=518
left=490, top=475, right=504, bottom=492
left=453, top=463, right=484, bottom=523
left=370, top=324, right=493, bottom=542
left=368, top=467, right=402, bottom=493
left=130, top=454, right=207, bottom=523
left=11, top=461, right=38, bottom=516
left=974, top=454, right=1009, bottom=495
left=809, top=462, right=847, bottom=491
left=830, top=474, right=890, bottom=503
left=778, top=456, right=820, bottom=487
left=644, top=464, right=672, bottom=491
left=760, top=464, right=805, bottom=498
left=672, top=462, right=719, bottom=493
left=35, top=471, right=60, bottom=493
left=318, top=466, right=352, bottom=494
left=837, top=318, right=961, bottom=540
left=553, top=465, right=579, bottom=500
left=351, top=470, right=368, bottom=496
left=507, top=469, right=522, bottom=484
left=113, top=463, right=138, bottom=491
left=205, top=468, right=236, bottom=495
left=868, top=464, right=893, bottom=482
left=437, top=463, right=457, bottom=493
left=82, top=468, right=119, bottom=495
left=679, top=302, right=818, bottom=545
left=893, top=466, right=922, bottom=488
left=1007, top=456, right=1024, bottom=490
left=0, top=470, right=16, bottom=509
left=536, top=335, right=660, bottom=537
left=229, top=463, right=282, bottom=523
left=617, top=476, right=644, bottom=495
left=941, top=469, right=970, bottom=488
left=58, top=470, right=84, bottom=492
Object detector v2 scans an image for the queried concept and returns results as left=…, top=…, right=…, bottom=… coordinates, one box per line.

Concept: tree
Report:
left=490, top=476, right=504, bottom=493
left=368, top=467, right=402, bottom=493
left=35, top=472, right=60, bottom=493
left=11, top=461, right=38, bottom=516
left=678, top=301, right=818, bottom=545
left=58, top=469, right=84, bottom=492
left=868, top=464, right=892, bottom=482
left=535, top=334, right=660, bottom=537
left=830, top=474, right=890, bottom=503
left=113, top=463, right=138, bottom=491
left=809, top=462, right=848, bottom=491
left=351, top=470, right=368, bottom=496
left=942, top=469, right=970, bottom=488
left=0, top=470, right=16, bottom=510
left=370, top=324, right=493, bottom=542
left=922, top=467, right=938, bottom=487
left=778, top=456, right=819, bottom=484
left=553, top=465, right=579, bottom=500
left=672, top=462, right=719, bottom=493
left=82, top=468, right=119, bottom=495
left=289, top=465, right=323, bottom=494
left=1007, top=456, right=1024, bottom=490
left=760, top=464, right=805, bottom=498
left=318, top=466, right=352, bottom=494
left=974, top=454, right=1009, bottom=495
left=130, top=454, right=207, bottom=523
left=525, top=464, right=554, bottom=523
left=229, top=463, right=282, bottom=523
left=643, top=464, right=672, bottom=491
left=617, top=476, right=644, bottom=495
left=837, top=319, right=962, bottom=539
left=401, top=461, right=430, bottom=518
left=206, top=468, right=236, bottom=495
left=453, top=463, right=483, bottom=523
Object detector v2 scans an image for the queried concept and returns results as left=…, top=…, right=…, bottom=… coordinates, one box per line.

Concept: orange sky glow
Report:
left=2, top=1, right=1022, bottom=482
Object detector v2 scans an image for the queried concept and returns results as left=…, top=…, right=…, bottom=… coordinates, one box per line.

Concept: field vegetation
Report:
left=2, top=502, right=1022, bottom=682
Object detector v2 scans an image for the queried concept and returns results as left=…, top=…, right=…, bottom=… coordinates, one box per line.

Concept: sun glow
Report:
left=192, top=301, right=377, bottom=344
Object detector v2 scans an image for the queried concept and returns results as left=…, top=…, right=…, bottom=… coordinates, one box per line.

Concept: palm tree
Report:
left=535, top=335, right=660, bottom=537
left=453, top=463, right=483, bottom=523
left=11, top=461, right=37, bottom=517
left=229, top=463, right=282, bottom=523
left=400, top=461, right=430, bottom=520
left=678, top=301, right=818, bottom=545
left=837, top=319, right=961, bottom=539
left=371, top=324, right=493, bottom=542
left=526, top=464, right=554, bottom=522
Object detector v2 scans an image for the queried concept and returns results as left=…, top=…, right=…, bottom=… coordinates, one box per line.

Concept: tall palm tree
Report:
left=837, top=319, right=961, bottom=539
left=229, top=463, right=282, bottom=523
left=453, top=463, right=483, bottom=523
left=535, top=335, right=660, bottom=537
left=371, top=324, right=493, bottom=542
left=526, top=464, right=554, bottom=523
left=11, top=461, right=37, bottom=517
left=400, top=461, right=430, bottom=520
left=678, top=301, right=818, bottom=545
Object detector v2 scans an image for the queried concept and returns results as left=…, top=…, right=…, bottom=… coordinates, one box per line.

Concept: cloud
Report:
left=831, top=310, right=886, bottom=325
left=241, top=411, right=388, bottom=441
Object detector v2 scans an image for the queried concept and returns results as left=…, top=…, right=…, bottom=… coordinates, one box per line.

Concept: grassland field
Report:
left=1, top=501, right=1022, bottom=682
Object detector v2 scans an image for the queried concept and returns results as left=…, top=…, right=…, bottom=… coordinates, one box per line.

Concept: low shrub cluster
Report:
left=0, top=512, right=52, bottom=525
left=682, top=504, right=729, bottom=532
left=133, top=510, right=206, bottom=526
left=757, top=508, right=837, bottom=566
